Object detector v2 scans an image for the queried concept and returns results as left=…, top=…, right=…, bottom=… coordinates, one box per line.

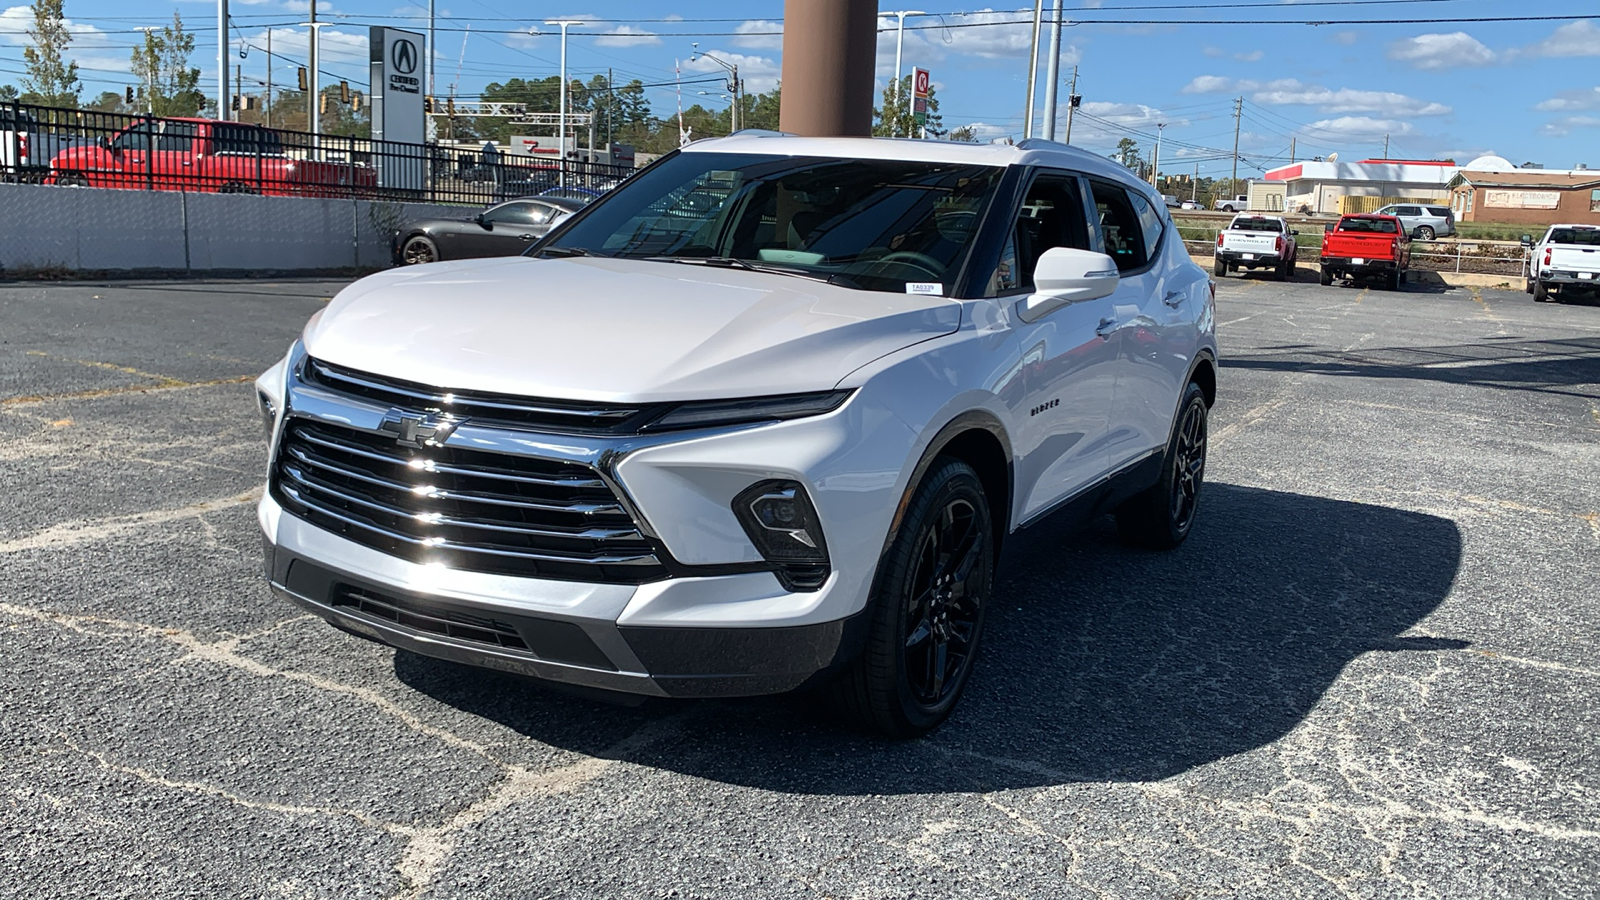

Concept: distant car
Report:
left=1161, top=194, right=1181, bottom=209
left=1522, top=224, right=1600, bottom=302
left=394, top=197, right=586, bottom=266
left=1213, top=194, right=1248, bottom=213
left=1215, top=214, right=1298, bottom=280
left=537, top=186, right=604, bottom=204
left=1319, top=214, right=1411, bottom=290
left=1179, top=199, right=1201, bottom=210
left=1374, top=204, right=1454, bottom=241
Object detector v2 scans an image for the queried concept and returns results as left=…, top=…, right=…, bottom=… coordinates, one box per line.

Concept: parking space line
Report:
left=0, top=488, right=262, bottom=555
left=24, top=350, right=187, bottom=387
left=2, top=374, right=255, bottom=407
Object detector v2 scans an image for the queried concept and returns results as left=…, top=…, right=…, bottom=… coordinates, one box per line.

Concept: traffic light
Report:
left=319, top=93, right=328, bottom=114
left=351, top=92, right=362, bottom=112
left=424, top=96, right=433, bottom=114
left=1069, top=94, right=1081, bottom=109
left=297, top=67, right=308, bottom=92
left=446, top=98, right=455, bottom=116
left=231, top=95, right=240, bottom=111
left=125, top=86, right=134, bottom=104
left=339, top=80, right=349, bottom=104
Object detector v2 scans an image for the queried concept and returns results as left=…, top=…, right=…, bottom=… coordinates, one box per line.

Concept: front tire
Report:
left=834, top=458, right=994, bottom=738
left=1116, top=384, right=1208, bottom=551
left=401, top=235, right=439, bottom=265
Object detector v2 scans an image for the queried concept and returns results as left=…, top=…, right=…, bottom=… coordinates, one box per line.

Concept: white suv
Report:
left=255, top=135, right=1218, bottom=736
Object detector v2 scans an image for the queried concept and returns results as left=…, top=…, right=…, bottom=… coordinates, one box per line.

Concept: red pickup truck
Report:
left=1319, top=214, right=1411, bottom=290
left=47, top=117, right=377, bottom=197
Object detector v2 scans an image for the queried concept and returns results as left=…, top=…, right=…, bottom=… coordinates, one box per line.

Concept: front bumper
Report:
left=263, top=495, right=868, bottom=697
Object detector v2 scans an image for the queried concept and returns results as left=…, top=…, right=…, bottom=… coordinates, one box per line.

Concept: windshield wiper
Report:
left=536, top=246, right=599, bottom=258
left=641, top=256, right=836, bottom=283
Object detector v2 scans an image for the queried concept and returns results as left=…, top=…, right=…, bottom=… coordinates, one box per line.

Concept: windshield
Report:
left=1231, top=217, right=1282, bottom=232
left=542, top=151, right=1005, bottom=294
left=1549, top=228, right=1600, bottom=246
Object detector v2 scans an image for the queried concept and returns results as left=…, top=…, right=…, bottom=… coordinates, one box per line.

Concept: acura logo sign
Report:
left=391, top=38, right=418, bottom=75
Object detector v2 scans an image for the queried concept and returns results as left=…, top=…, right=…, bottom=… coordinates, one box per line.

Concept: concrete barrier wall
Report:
left=0, top=182, right=469, bottom=275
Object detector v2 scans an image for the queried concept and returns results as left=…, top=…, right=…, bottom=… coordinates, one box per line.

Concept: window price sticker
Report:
left=906, top=282, right=944, bottom=295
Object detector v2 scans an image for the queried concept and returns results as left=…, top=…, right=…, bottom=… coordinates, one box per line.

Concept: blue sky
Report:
left=3, top=1, right=1598, bottom=176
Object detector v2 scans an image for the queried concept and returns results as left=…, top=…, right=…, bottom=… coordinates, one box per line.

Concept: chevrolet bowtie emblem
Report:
left=379, top=409, right=463, bottom=448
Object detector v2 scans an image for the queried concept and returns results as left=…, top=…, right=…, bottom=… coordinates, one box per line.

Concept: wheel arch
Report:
left=883, top=411, right=1014, bottom=564
left=1188, top=352, right=1217, bottom=408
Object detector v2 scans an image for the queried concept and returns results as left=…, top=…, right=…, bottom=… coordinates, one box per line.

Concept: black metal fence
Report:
left=0, top=102, right=633, bottom=206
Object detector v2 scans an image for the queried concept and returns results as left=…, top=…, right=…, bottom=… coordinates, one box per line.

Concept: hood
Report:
left=302, top=256, right=961, bottom=402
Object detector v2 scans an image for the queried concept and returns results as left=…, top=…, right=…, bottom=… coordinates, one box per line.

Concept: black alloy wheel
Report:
left=834, top=458, right=993, bottom=737
left=402, top=235, right=439, bottom=266
left=58, top=172, right=88, bottom=187
left=1116, top=383, right=1208, bottom=550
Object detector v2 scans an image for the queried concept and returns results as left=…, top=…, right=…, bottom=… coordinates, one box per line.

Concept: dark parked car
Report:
left=394, top=197, right=587, bottom=266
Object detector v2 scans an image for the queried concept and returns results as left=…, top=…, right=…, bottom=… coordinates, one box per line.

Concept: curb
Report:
left=1188, top=256, right=1515, bottom=289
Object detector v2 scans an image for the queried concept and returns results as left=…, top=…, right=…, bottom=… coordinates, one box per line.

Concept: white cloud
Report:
left=1387, top=32, right=1496, bottom=70
left=952, top=121, right=1014, bottom=143
left=681, top=49, right=781, bottom=94
left=731, top=20, right=782, bottom=51
left=1521, top=20, right=1600, bottom=58
left=1253, top=84, right=1451, bottom=117
left=1181, top=75, right=1235, bottom=94
left=1330, top=30, right=1361, bottom=46
left=1234, top=50, right=1264, bottom=62
left=1535, top=88, right=1600, bottom=112
left=593, top=25, right=660, bottom=48
left=1540, top=115, right=1600, bottom=137
left=1305, top=116, right=1416, bottom=139
left=933, top=9, right=1037, bottom=60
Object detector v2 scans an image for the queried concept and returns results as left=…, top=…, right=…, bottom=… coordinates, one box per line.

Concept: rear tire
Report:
left=1525, top=279, right=1535, bottom=295
left=1319, top=268, right=1334, bottom=286
left=1533, top=279, right=1550, bottom=302
left=1116, top=384, right=1208, bottom=551
left=1214, top=258, right=1226, bottom=278
left=1386, top=270, right=1401, bottom=291
left=1273, top=258, right=1287, bottom=281
left=833, top=458, right=994, bottom=738
left=401, top=235, right=439, bottom=266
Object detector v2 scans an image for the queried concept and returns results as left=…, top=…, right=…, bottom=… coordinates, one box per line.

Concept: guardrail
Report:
left=1183, top=238, right=1525, bottom=278
left=1, top=102, right=631, bottom=206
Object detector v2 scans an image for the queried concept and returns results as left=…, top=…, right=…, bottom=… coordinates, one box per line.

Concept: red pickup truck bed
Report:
left=1319, top=214, right=1411, bottom=290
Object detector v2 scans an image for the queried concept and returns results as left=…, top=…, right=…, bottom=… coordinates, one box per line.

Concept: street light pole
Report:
left=1042, top=0, right=1063, bottom=140
left=887, top=10, right=924, bottom=138
left=217, top=0, right=230, bottom=120
left=307, top=0, right=322, bottom=141
left=1152, top=122, right=1165, bottom=188
left=692, top=47, right=743, bottom=133
left=546, top=20, right=582, bottom=186
left=136, top=26, right=157, bottom=114
left=1023, top=0, right=1043, bottom=139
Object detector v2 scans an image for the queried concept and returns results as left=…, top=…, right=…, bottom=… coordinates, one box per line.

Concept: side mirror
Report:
left=1290, top=229, right=1300, bottom=236
left=1520, top=234, right=1533, bottom=247
left=475, top=212, right=489, bottom=228
left=1323, top=223, right=1336, bottom=233
left=1017, top=247, right=1119, bottom=323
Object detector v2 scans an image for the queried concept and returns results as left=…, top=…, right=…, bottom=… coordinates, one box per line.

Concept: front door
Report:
left=1006, top=171, right=1120, bottom=520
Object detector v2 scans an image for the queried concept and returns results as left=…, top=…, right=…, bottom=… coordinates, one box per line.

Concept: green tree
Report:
left=85, top=90, right=130, bottom=113
left=0, top=85, right=19, bottom=102
left=949, top=124, right=979, bottom=143
left=130, top=11, right=204, bottom=117
left=1111, top=137, right=1143, bottom=171
left=21, top=0, right=81, bottom=107
left=873, top=75, right=942, bottom=138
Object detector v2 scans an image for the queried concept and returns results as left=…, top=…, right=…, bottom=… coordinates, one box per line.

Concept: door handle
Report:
left=519, top=234, right=535, bottom=241
left=1096, top=316, right=1118, bottom=338
left=1163, top=290, right=1185, bottom=307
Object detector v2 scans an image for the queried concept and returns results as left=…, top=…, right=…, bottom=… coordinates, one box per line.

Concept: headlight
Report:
left=642, top=390, right=852, bottom=433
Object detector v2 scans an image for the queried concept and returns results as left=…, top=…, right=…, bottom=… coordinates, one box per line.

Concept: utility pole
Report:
left=1192, top=162, right=1198, bottom=202
left=1289, top=136, right=1295, bottom=164
left=888, top=11, right=924, bottom=138
left=1383, top=133, right=1390, bottom=159
left=1230, top=96, right=1243, bottom=196
left=218, top=0, right=229, bottom=122
left=693, top=46, right=743, bottom=133
left=1042, top=0, right=1063, bottom=140
left=265, top=29, right=272, bottom=128
left=235, top=64, right=242, bottom=121
left=307, top=0, right=321, bottom=141
left=1023, top=0, right=1043, bottom=139
left=428, top=0, right=436, bottom=101
left=1152, top=122, right=1165, bottom=188
left=607, top=68, right=614, bottom=147
left=1063, top=65, right=1078, bottom=144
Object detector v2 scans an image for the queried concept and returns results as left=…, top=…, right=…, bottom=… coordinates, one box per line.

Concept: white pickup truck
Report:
left=1523, top=224, right=1600, bottom=302
left=1215, top=213, right=1298, bottom=280
left=0, top=104, right=78, bottom=178
left=1213, top=194, right=1249, bottom=213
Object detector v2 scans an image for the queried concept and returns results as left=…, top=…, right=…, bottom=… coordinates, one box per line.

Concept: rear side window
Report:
left=1426, top=206, right=1451, bottom=217
left=158, top=122, right=196, bottom=152
left=1549, top=228, right=1600, bottom=246
left=1090, top=180, right=1151, bottom=272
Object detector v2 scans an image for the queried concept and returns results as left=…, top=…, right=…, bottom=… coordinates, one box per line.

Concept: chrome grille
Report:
left=303, top=357, right=660, bottom=435
left=271, top=418, right=666, bottom=582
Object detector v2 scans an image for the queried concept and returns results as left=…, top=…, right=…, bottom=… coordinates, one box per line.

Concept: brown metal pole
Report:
left=778, top=0, right=877, bottom=137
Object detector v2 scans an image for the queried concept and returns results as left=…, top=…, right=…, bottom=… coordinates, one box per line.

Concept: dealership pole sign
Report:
left=369, top=26, right=426, bottom=190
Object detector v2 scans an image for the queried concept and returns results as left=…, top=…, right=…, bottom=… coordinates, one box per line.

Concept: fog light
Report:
left=733, top=480, right=828, bottom=564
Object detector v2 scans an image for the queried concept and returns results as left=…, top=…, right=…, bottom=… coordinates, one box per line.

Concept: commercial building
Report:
left=1448, top=169, right=1600, bottom=226
left=1262, top=158, right=1458, bottom=214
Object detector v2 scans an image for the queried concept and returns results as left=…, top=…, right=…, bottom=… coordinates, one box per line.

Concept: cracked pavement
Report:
left=1, top=275, right=1596, bottom=899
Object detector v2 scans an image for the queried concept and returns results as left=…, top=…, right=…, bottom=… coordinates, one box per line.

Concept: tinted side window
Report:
left=484, top=203, right=540, bottom=226
left=158, top=122, right=197, bottom=152
left=1129, top=190, right=1164, bottom=262
left=112, top=122, right=155, bottom=152
left=1090, top=180, right=1149, bottom=272
left=1426, top=206, right=1451, bottom=217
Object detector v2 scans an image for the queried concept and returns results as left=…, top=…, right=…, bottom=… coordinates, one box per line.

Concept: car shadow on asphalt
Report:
left=1223, top=336, right=1600, bottom=400
left=391, top=483, right=1467, bottom=792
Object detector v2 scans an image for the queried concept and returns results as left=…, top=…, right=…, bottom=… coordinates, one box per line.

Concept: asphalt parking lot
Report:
left=2, top=273, right=1597, bottom=899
